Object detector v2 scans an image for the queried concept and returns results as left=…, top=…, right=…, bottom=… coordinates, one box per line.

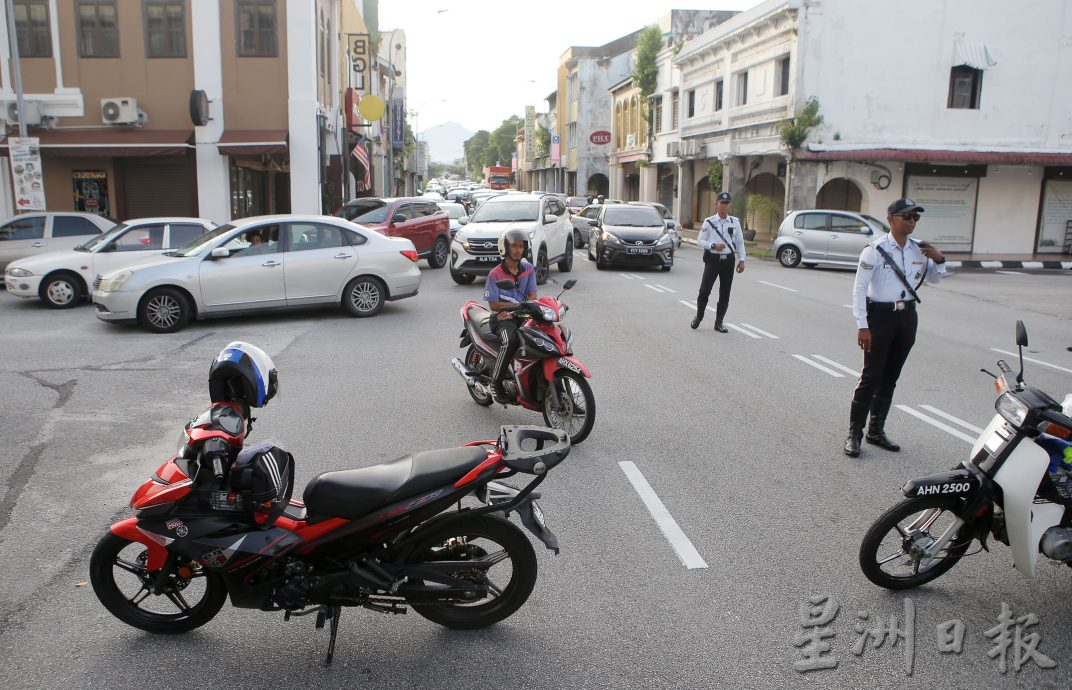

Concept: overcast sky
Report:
left=379, top=0, right=764, bottom=136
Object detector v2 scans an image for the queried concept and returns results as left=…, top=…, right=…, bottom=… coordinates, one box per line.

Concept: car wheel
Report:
left=40, top=271, right=84, bottom=309
left=662, top=264, right=672, bottom=272
left=573, top=229, right=585, bottom=249
left=343, top=276, right=386, bottom=317
left=587, top=242, right=595, bottom=262
left=558, top=237, right=573, bottom=272
left=450, top=268, right=476, bottom=285
left=535, top=248, right=549, bottom=285
left=428, top=237, right=449, bottom=269
left=138, top=288, right=190, bottom=334
left=777, top=245, right=802, bottom=268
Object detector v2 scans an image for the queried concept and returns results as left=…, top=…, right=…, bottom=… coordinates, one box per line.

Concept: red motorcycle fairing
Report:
left=542, top=355, right=591, bottom=380
left=110, top=517, right=169, bottom=571
left=184, top=402, right=247, bottom=448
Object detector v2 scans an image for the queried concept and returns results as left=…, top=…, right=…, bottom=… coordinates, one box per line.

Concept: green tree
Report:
left=535, top=125, right=551, bottom=158
left=486, top=115, right=521, bottom=167
left=631, top=24, right=663, bottom=142
left=463, top=130, right=490, bottom=179
left=780, top=97, right=823, bottom=150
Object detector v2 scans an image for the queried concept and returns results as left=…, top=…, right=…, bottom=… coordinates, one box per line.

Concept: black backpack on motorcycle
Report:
left=229, top=442, right=295, bottom=527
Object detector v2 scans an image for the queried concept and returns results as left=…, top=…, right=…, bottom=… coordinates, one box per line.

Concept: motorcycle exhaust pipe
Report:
left=451, top=357, right=478, bottom=386
left=1041, top=526, right=1072, bottom=561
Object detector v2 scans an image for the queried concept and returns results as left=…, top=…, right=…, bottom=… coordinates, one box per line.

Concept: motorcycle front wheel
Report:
left=858, top=496, right=973, bottom=590
left=89, top=532, right=227, bottom=633
left=542, top=371, right=595, bottom=445
left=404, top=514, right=537, bottom=629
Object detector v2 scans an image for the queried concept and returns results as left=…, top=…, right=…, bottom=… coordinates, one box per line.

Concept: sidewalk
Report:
left=678, top=227, right=1072, bottom=270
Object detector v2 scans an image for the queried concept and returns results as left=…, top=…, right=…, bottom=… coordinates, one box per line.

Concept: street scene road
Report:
left=1, top=244, right=1070, bottom=688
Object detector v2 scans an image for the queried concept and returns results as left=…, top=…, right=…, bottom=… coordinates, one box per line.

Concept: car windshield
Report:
left=860, top=213, right=891, bottom=233
left=172, top=224, right=236, bottom=257
left=471, top=200, right=539, bottom=222
left=603, top=208, right=663, bottom=227
left=75, top=221, right=124, bottom=251
left=339, top=200, right=390, bottom=223
left=438, top=203, right=466, bottom=219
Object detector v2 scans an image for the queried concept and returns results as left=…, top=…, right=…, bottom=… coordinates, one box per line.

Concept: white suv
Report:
left=450, top=194, right=573, bottom=285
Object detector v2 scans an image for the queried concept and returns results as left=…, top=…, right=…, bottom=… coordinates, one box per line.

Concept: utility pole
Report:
left=4, top=0, right=27, bottom=139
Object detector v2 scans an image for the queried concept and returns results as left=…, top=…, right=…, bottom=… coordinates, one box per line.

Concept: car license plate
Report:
left=627, top=247, right=651, bottom=255
left=477, top=255, right=498, bottom=263
left=530, top=500, right=547, bottom=529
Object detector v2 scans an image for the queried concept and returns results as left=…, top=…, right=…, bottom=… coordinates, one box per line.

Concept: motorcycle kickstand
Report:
left=322, top=605, right=342, bottom=665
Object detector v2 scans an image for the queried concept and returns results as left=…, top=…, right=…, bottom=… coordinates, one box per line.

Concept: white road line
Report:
left=843, top=304, right=854, bottom=309
left=654, top=284, right=677, bottom=293
left=619, top=274, right=636, bottom=280
left=625, top=273, right=645, bottom=280
left=991, top=348, right=1072, bottom=375
left=809, top=355, right=858, bottom=377
left=918, top=405, right=985, bottom=435
left=896, top=405, right=976, bottom=444
left=726, top=323, right=762, bottom=339
left=759, top=280, right=798, bottom=293
left=792, top=355, right=845, bottom=378
left=618, top=461, right=708, bottom=570
left=740, top=323, right=779, bottom=339
left=679, top=300, right=697, bottom=310
left=644, top=284, right=667, bottom=294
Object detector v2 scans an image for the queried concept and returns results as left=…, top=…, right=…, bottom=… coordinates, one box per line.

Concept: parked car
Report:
left=435, top=201, right=471, bottom=239
left=92, top=216, right=421, bottom=334
left=336, top=197, right=451, bottom=268
left=773, top=209, right=889, bottom=269
left=570, top=204, right=601, bottom=249
left=586, top=203, right=674, bottom=271
left=629, top=201, right=682, bottom=248
left=4, top=217, right=216, bottom=308
left=450, top=193, right=573, bottom=285
left=0, top=211, right=115, bottom=272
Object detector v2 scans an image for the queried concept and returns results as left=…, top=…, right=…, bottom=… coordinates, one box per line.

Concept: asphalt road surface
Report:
left=1, top=245, right=1070, bottom=688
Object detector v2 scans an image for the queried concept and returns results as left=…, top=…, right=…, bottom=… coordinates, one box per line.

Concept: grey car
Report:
left=629, top=201, right=682, bottom=248
left=772, top=210, right=890, bottom=268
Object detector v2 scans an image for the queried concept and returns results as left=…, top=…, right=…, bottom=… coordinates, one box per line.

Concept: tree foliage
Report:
left=631, top=24, right=663, bottom=99
left=780, top=97, right=823, bottom=150
left=535, top=125, right=551, bottom=158
left=463, top=116, right=521, bottom=177
left=463, top=130, right=490, bottom=179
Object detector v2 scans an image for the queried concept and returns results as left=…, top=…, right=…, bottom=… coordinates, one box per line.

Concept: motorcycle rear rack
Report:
left=498, top=425, right=571, bottom=474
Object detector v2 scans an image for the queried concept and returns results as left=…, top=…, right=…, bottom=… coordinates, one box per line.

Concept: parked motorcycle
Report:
left=90, top=343, right=570, bottom=664
left=451, top=279, right=595, bottom=445
left=859, top=321, right=1072, bottom=589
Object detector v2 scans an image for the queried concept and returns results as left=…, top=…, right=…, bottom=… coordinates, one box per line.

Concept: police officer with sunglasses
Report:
left=843, top=198, right=946, bottom=457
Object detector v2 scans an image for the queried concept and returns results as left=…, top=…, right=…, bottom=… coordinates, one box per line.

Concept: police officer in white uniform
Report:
left=844, top=198, right=946, bottom=457
left=692, top=191, right=746, bottom=332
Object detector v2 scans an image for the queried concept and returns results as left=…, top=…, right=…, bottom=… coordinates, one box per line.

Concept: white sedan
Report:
left=92, top=215, right=422, bottom=333
left=5, top=217, right=215, bottom=308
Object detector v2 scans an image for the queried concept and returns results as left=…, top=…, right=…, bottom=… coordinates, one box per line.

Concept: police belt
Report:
left=866, top=298, right=916, bottom=312
left=707, top=252, right=734, bottom=260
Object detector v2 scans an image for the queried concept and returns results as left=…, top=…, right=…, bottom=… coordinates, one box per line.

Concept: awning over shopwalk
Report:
left=216, top=130, right=288, bottom=156
left=799, top=147, right=1072, bottom=167
left=0, top=129, right=193, bottom=157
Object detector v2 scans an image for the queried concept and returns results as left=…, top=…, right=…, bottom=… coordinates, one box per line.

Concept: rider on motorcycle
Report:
left=484, top=228, right=537, bottom=403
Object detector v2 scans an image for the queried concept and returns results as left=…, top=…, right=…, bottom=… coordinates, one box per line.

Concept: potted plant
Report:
left=745, top=195, right=783, bottom=243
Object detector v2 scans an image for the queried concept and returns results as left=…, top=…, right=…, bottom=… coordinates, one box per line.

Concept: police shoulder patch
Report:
left=860, top=260, right=874, bottom=270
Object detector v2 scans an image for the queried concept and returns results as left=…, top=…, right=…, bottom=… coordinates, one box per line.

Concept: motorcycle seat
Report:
left=302, top=446, right=489, bottom=519
left=467, top=305, right=496, bottom=344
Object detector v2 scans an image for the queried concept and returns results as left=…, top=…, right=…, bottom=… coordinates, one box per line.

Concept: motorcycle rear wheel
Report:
left=90, top=532, right=226, bottom=633
left=542, top=371, right=595, bottom=445
left=859, top=496, right=972, bottom=590
left=464, top=346, right=493, bottom=406
left=404, top=514, right=537, bottom=629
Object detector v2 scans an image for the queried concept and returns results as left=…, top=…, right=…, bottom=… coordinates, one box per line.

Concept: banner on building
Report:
left=391, top=99, right=405, bottom=150
left=905, top=176, right=978, bottom=251
left=345, top=33, right=369, bottom=92
left=511, top=151, right=518, bottom=172
left=72, top=170, right=109, bottom=215
left=8, top=137, right=46, bottom=210
left=551, top=134, right=561, bottom=166
left=525, top=106, right=536, bottom=163
left=345, top=88, right=363, bottom=132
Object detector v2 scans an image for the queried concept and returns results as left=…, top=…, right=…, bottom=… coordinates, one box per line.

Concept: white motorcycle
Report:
left=859, top=321, right=1072, bottom=589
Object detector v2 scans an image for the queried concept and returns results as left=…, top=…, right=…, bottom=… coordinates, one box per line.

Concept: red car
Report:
left=337, top=197, right=451, bottom=268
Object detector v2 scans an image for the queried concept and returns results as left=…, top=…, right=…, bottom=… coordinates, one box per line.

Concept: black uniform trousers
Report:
left=850, top=303, right=918, bottom=425
left=695, top=252, right=736, bottom=318
left=490, top=318, right=520, bottom=385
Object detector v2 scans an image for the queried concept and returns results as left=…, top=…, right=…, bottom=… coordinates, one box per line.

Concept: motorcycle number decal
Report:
left=406, top=489, right=443, bottom=510
left=557, top=357, right=582, bottom=374
left=916, top=482, right=971, bottom=496
left=165, top=519, right=183, bottom=531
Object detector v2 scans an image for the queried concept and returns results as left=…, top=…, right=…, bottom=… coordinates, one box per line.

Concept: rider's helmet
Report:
left=209, top=341, right=278, bottom=413
left=597, top=194, right=605, bottom=203
left=498, top=228, right=530, bottom=259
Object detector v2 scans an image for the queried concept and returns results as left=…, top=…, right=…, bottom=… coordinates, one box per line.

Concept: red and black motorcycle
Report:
left=452, top=279, right=595, bottom=445
left=90, top=401, right=568, bottom=663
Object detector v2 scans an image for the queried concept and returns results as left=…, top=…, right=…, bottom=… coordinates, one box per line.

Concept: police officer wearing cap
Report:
left=692, top=191, right=746, bottom=332
left=843, top=198, right=946, bottom=457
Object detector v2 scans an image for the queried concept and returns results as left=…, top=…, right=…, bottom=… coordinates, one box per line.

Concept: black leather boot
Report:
left=866, top=396, right=901, bottom=451
left=691, top=314, right=702, bottom=329
left=844, top=401, right=868, bottom=457
left=713, top=303, right=728, bottom=333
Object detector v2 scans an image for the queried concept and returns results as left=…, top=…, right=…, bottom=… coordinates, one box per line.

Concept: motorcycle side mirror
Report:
left=495, top=279, right=516, bottom=290
left=1015, top=320, right=1028, bottom=384
left=563, top=279, right=577, bottom=290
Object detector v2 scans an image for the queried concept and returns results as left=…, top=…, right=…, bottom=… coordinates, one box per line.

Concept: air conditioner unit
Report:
left=666, top=141, right=680, bottom=157
left=682, top=140, right=697, bottom=157
left=101, top=97, right=139, bottom=125
left=4, top=100, right=43, bottom=126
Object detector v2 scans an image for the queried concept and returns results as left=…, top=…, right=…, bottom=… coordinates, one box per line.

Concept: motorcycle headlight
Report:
left=539, top=305, right=559, bottom=322
left=995, top=392, right=1029, bottom=428
left=5, top=267, right=32, bottom=277
left=97, top=270, right=133, bottom=293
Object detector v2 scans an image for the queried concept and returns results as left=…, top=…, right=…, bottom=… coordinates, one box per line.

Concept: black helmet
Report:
left=498, top=228, right=530, bottom=258
left=209, top=341, right=278, bottom=412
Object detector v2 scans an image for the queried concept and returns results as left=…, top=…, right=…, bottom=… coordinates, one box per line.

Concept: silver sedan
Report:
left=92, top=215, right=422, bottom=333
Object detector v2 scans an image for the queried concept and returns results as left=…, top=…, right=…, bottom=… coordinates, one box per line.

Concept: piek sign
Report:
left=590, top=131, right=611, bottom=145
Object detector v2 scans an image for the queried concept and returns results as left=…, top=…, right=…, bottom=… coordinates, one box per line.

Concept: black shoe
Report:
left=691, top=317, right=702, bottom=329
left=866, top=430, right=901, bottom=452
left=843, top=426, right=863, bottom=457
left=713, top=322, right=728, bottom=333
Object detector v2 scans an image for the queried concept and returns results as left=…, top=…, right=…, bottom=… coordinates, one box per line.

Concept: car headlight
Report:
left=655, top=233, right=672, bottom=247
left=539, top=305, right=559, bottom=322
left=602, top=232, right=622, bottom=246
left=995, top=392, right=1029, bottom=428
left=97, top=270, right=133, bottom=293
left=527, top=229, right=536, bottom=240
left=5, top=267, right=32, bottom=277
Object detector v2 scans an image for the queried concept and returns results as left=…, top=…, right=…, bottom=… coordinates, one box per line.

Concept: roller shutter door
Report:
left=121, top=156, right=195, bottom=218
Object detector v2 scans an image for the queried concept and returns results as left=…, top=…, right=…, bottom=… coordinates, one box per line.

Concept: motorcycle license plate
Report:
left=530, top=500, right=548, bottom=529
left=627, top=247, right=651, bottom=255
left=477, top=256, right=498, bottom=263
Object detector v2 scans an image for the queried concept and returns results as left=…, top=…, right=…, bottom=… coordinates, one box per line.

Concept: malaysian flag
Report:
left=352, top=135, right=371, bottom=191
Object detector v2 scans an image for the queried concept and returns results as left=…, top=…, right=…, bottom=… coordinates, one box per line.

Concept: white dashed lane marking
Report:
left=759, top=280, right=798, bottom=293
left=619, top=461, right=708, bottom=570
left=809, top=355, right=859, bottom=377
left=792, top=355, right=845, bottom=378
left=895, top=405, right=977, bottom=444
left=991, top=348, right=1072, bottom=375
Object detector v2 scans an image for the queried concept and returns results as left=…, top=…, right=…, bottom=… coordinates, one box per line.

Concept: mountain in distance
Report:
left=423, top=121, right=473, bottom=163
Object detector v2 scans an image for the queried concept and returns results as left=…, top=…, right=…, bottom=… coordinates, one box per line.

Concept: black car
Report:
left=585, top=203, right=673, bottom=271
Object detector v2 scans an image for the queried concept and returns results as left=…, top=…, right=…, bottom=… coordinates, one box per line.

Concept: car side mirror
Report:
left=459, top=216, right=469, bottom=225
left=544, top=214, right=557, bottom=225
left=210, top=247, right=230, bottom=259
left=391, top=214, right=406, bottom=224
left=495, top=279, right=516, bottom=290
left=588, top=219, right=599, bottom=227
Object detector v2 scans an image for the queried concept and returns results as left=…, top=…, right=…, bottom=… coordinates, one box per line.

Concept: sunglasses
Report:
left=897, top=213, right=920, bottom=221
